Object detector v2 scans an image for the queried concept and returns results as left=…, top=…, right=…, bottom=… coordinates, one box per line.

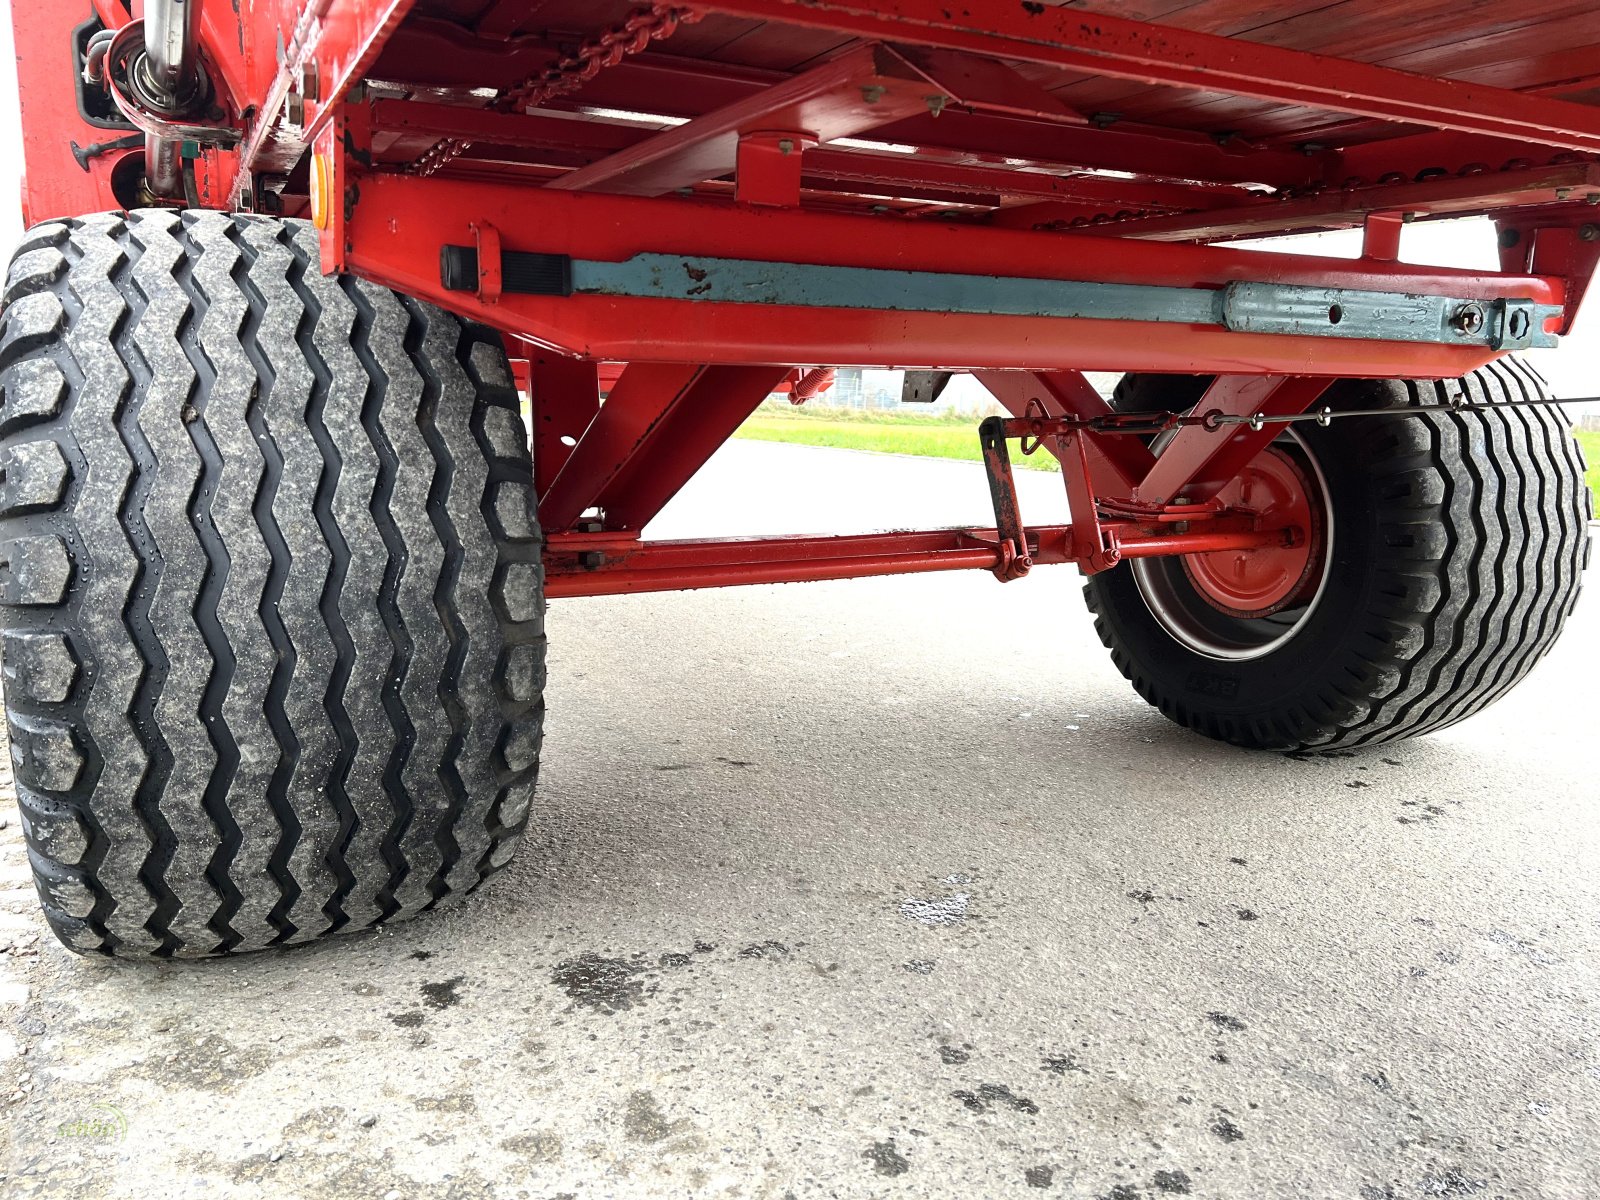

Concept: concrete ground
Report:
left=1, top=440, right=1597, bottom=1199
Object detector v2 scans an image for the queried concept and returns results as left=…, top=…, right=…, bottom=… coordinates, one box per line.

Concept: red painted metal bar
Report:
left=539, top=362, right=705, bottom=531
left=548, top=44, right=933, bottom=195
left=1086, top=161, right=1600, bottom=242
left=342, top=177, right=1563, bottom=378
left=527, top=351, right=601, bottom=496
left=694, top=0, right=1600, bottom=152
left=1363, top=213, right=1405, bottom=264
left=973, top=371, right=1154, bottom=493
left=366, top=99, right=1230, bottom=211
left=1134, top=377, right=1334, bottom=505
left=591, top=364, right=794, bottom=531
left=542, top=522, right=1294, bottom=598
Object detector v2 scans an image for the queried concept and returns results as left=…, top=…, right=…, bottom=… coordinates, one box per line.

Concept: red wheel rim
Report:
left=1182, top=446, right=1325, bottom=619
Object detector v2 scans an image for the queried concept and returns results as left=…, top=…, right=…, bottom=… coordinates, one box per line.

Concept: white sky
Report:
left=0, top=3, right=1592, bottom=405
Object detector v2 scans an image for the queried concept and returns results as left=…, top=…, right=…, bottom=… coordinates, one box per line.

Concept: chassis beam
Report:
left=338, top=176, right=1565, bottom=377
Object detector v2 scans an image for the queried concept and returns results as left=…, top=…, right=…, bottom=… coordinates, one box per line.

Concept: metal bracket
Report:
left=1219, top=282, right=1560, bottom=349
left=902, top=370, right=954, bottom=404
left=470, top=222, right=502, bottom=304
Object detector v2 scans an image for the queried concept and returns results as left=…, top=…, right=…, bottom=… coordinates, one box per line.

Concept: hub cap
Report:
left=1131, top=432, right=1333, bottom=662
left=1181, top=447, right=1325, bottom=619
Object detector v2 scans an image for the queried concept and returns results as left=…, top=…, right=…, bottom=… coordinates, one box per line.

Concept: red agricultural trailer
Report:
left=1, top=0, right=1593, bottom=958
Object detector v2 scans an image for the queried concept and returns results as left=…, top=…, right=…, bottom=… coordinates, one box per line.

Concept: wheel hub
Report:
left=1181, top=447, right=1325, bottom=619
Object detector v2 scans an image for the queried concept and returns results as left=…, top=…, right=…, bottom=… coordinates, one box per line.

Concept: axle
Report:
left=541, top=522, right=1298, bottom=598
left=139, top=0, right=200, bottom=197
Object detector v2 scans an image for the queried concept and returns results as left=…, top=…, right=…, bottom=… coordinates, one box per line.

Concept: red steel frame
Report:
left=13, top=0, right=1600, bottom=600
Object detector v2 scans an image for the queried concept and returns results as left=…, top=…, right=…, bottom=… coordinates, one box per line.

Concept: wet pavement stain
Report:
left=1206, top=1011, right=1247, bottom=1032
left=1211, top=1116, right=1245, bottom=1143
left=1025, top=1164, right=1054, bottom=1188
left=622, top=1090, right=678, bottom=1143
left=864, top=1139, right=910, bottom=1176
left=1228, top=856, right=1248, bottom=866
left=389, top=1010, right=425, bottom=1029
left=738, top=940, right=789, bottom=959
left=1152, top=1168, right=1193, bottom=1193
left=551, top=953, right=652, bottom=1014
left=936, top=1046, right=971, bottom=1065
left=905, top=959, right=936, bottom=974
left=1043, top=1054, right=1089, bottom=1076
left=419, top=976, right=467, bottom=1011
left=658, top=951, right=691, bottom=968
left=952, top=1082, right=1039, bottom=1115
left=408, top=950, right=432, bottom=961
left=1236, top=908, right=1259, bottom=921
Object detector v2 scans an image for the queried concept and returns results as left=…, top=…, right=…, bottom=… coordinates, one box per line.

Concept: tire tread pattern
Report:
left=0, top=211, right=544, bottom=956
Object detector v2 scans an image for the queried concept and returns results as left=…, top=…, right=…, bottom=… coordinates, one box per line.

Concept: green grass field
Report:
left=1578, top=429, right=1600, bottom=505
left=740, top=405, right=1600, bottom=501
left=734, top=404, right=1063, bottom=471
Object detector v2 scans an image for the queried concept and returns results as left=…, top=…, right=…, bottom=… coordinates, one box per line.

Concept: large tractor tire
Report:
left=0, top=211, right=545, bottom=957
left=1085, top=361, right=1590, bottom=751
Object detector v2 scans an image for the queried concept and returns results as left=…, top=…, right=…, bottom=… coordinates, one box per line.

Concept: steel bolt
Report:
left=299, top=62, right=321, bottom=103
left=1507, top=308, right=1531, bottom=340
left=861, top=85, right=886, bottom=105
left=1452, top=302, right=1486, bottom=336
left=578, top=551, right=604, bottom=570
left=777, top=138, right=795, bottom=155
left=1498, top=228, right=1521, bottom=249
left=1580, top=224, right=1600, bottom=242
left=286, top=93, right=306, bottom=127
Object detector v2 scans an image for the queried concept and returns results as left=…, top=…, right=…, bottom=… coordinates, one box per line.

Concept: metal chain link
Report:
left=414, top=3, right=702, bottom=177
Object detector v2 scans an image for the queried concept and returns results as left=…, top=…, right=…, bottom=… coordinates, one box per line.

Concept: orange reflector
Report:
left=310, top=154, right=331, bottom=230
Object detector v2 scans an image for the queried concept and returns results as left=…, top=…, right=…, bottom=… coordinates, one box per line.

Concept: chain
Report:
left=414, top=3, right=702, bottom=177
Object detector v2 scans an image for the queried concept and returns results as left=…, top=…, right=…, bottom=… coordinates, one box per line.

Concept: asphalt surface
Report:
left=1, top=439, right=1597, bottom=1199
